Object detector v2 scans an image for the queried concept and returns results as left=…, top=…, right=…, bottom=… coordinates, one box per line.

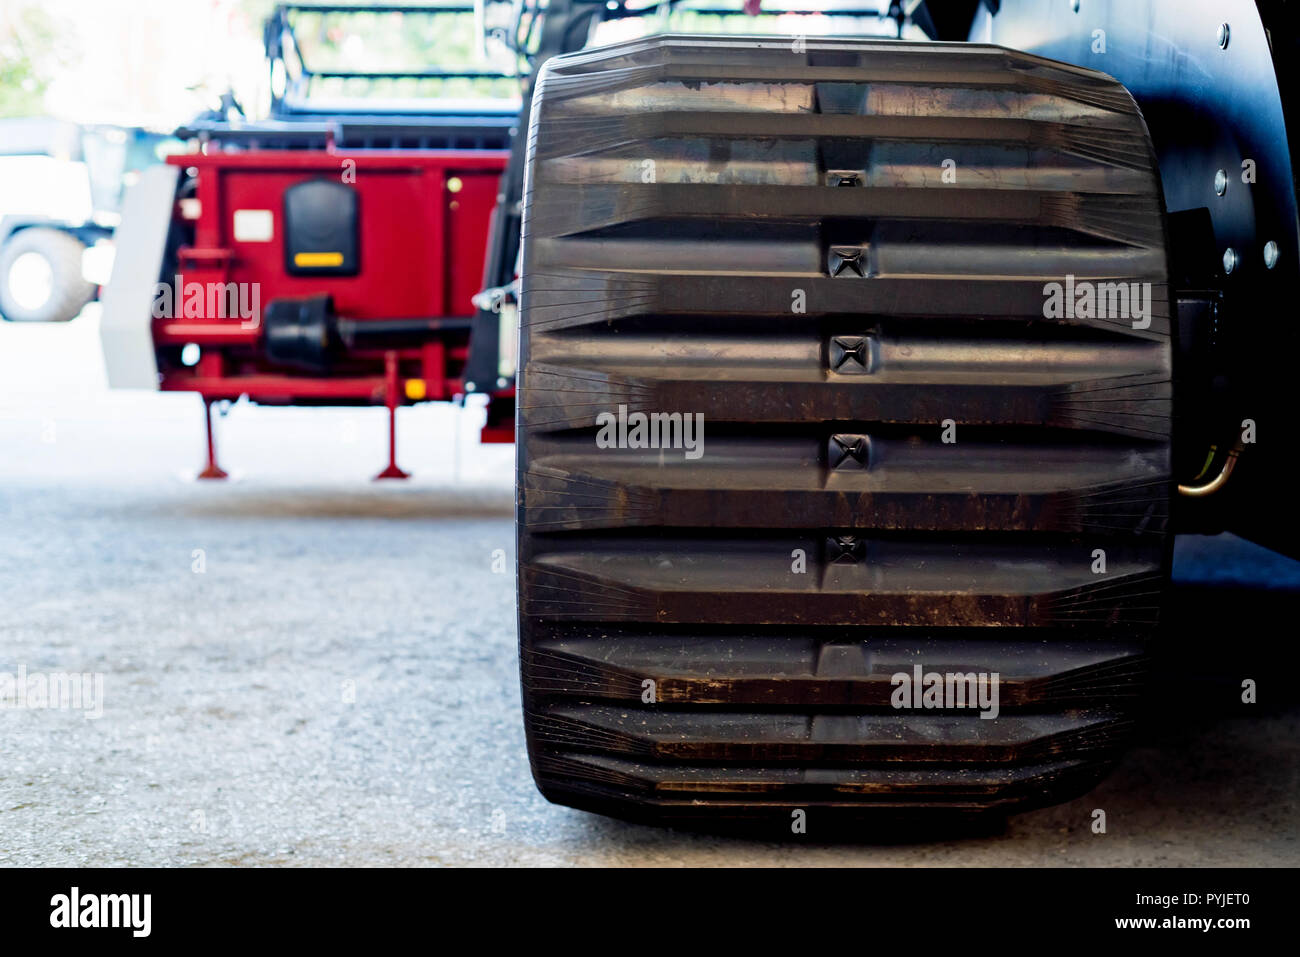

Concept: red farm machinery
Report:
left=100, top=2, right=521, bottom=478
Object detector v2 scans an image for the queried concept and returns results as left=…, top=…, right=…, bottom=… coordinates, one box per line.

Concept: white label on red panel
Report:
left=233, top=209, right=274, bottom=242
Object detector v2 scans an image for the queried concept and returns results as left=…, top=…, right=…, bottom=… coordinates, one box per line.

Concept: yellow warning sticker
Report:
left=293, top=251, right=344, bottom=267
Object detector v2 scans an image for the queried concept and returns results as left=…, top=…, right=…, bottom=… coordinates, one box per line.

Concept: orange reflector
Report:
left=293, top=251, right=344, bottom=268
left=404, top=379, right=427, bottom=401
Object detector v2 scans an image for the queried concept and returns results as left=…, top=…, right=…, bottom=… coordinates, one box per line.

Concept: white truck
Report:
left=0, top=117, right=171, bottom=322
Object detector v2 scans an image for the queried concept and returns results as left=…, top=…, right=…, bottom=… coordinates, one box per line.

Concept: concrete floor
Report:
left=0, top=310, right=1296, bottom=866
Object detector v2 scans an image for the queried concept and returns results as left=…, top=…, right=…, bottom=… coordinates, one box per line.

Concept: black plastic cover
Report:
left=283, top=179, right=359, bottom=276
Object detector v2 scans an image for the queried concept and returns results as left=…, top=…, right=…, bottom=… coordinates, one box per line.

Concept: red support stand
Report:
left=197, top=397, right=229, bottom=480
left=373, top=350, right=410, bottom=480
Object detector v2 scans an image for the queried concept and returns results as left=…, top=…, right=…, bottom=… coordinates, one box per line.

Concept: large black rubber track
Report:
left=517, top=36, right=1172, bottom=828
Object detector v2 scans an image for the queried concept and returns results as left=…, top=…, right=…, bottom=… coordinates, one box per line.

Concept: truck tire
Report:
left=517, top=37, right=1173, bottom=827
left=0, top=227, right=95, bottom=322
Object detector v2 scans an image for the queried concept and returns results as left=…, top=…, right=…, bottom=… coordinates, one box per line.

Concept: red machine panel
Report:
left=150, top=147, right=511, bottom=477
left=174, top=152, right=503, bottom=320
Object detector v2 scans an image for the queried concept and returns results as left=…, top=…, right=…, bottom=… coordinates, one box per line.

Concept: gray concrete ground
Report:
left=1, top=310, right=1296, bottom=866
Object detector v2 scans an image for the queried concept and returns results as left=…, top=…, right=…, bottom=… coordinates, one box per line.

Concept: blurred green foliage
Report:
left=0, top=6, right=59, bottom=117
left=288, top=6, right=519, bottom=100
